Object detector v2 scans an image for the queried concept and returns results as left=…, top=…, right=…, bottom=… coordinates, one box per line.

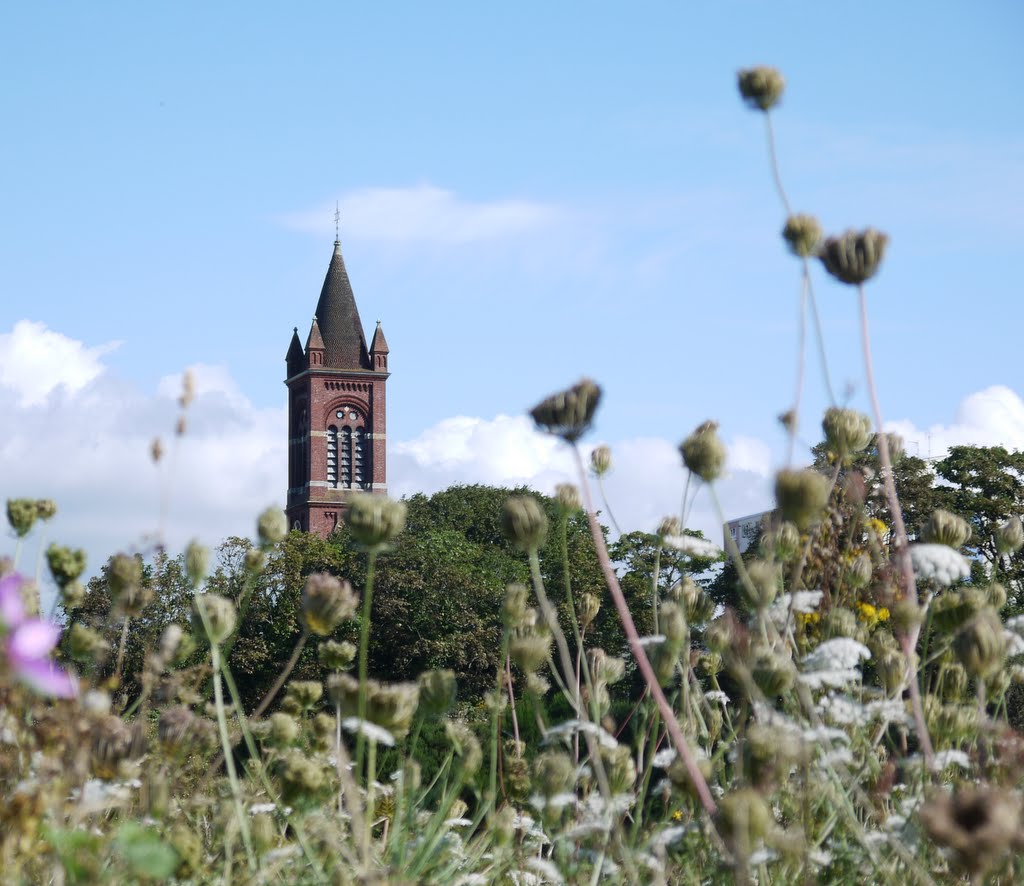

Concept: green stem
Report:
left=252, top=629, right=308, bottom=720
left=356, top=548, right=379, bottom=784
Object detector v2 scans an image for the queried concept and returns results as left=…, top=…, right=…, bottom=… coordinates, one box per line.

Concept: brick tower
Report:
left=285, top=239, right=389, bottom=538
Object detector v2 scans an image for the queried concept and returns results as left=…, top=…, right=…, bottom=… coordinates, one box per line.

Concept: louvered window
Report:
left=326, top=426, right=338, bottom=487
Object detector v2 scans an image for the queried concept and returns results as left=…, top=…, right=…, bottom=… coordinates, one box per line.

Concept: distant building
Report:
left=724, top=510, right=775, bottom=554
left=284, top=238, right=390, bottom=538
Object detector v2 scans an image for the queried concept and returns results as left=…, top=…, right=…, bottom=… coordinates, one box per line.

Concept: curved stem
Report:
left=573, top=445, right=717, bottom=815
left=764, top=112, right=792, bottom=216
left=252, top=629, right=309, bottom=719
left=858, top=283, right=934, bottom=763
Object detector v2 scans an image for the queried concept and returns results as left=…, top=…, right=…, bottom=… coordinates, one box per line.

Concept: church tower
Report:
left=285, top=238, right=389, bottom=538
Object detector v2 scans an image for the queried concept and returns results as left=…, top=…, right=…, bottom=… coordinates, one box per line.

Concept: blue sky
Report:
left=2, top=2, right=1023, bottom=574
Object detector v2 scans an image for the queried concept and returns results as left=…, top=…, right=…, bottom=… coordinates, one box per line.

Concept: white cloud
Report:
left=0, top=320, right=120, bottom=407
left=281, top=184, right=565, bottom=245
left=886, top=385, right=1024, bottom=459
left=5, top=323, right=1021, bottom=605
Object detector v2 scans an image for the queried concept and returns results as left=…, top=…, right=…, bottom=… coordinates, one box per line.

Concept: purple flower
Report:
left=0, top=573, right=77, bottom=698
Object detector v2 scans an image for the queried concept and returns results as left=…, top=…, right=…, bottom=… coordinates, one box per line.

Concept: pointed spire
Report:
left=286, top=326, right=304, bottom=377
left=313, top=241, right=371, bottom=369
left=305, top=316, right=325, bottom=352
left=369, top=320, right=390, bottom=355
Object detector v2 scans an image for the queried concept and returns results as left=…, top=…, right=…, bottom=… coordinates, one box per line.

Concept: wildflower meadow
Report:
left=4, top=68, right=1024, bottom=885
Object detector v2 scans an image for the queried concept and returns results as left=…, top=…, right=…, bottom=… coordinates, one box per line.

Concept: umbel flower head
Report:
left=530, top=378, right=602, bottom=442
left=0, top=572, right=77, bottom=697
left=301, top=573, right=358, bottom=636
left=502, top=496, right=549, bottom=551
left=345, top=492, right=407, bottom=548
left=774, top=468, right=830, bottom=530
left=737, top=66, right=785, bottom=111
left=192, top=594, right=237, bottom=646
left=680, top=421, right=726, bottom=482
left=782, top=214, right=822, bottom=258
left=922, top=509, right=972, bottom=549
left=819, top=228, right=889, bottom=285
left=822, top=407, right=873, bottom=461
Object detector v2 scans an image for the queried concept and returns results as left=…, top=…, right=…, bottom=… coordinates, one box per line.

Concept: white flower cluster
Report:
left=819, top=694, right=910, bottom=728
left=908, top=543, right=971, bottom=586
left=799, top=638, right=872, bottom=690
left=544, top=719, right=618, bottom=749
left=768, top=590, right=823, bottom=627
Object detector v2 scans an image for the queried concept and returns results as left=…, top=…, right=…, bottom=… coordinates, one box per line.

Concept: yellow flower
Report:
left=797, top=612, right=821, bottom=627
left=855, top=601, right=890, bottom=627
left=867, top=518, right=888, bottom=539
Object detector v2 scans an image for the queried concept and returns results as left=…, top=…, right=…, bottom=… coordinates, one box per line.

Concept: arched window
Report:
left=326, top=426, right=338, bottom=488
left=340, top=427, right=353, bottom=488
left=354, top=427, right=366, bottom=488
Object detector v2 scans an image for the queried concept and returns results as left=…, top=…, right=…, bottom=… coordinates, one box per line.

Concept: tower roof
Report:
left=369, top=320, right=390, bottom=355
left=286, top=327, right=304, bottom=376
left=313, top=240, right=370, bottom=369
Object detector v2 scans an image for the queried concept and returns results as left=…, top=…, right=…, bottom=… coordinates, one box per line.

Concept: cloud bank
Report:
left=281, top=184, right=565, bottom=245
left=2, top=322, right=1021, bottom=599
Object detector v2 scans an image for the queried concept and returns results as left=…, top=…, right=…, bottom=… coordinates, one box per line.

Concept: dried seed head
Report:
left=577, top=592, right=601, bottom=630
left=319, top=639, right=357, bottom=671
left=503, top=583, right=530, bottom=630
left=530, top=378, right=602, bottom=442
left=881, top=432, right=905, bottom=464
left=660, top=601, right=688, bottom=647
left=742, top=560, right=780, bottom=611
left=774, top=468, right=830, bottom=530
left=819, top=228, right=889, bottom=285
left=601, top=743, right=637, bottom=794
left=184, top=540, right=210, bottom=588
left=285, top=680, right=323, bottom=711
left=749, top=648, right=796, bottom=697
left=256, top=506, right=288, bottom=547
left=774, top=521, right=802, bottom=562
left=919, top=784, right=1023, bottom=877
left=954, top=608, right=1006, bottom=679
left=60, top=580, right=85, bottom=610
left=737, top=66, right=785, bottom=111
left=716, top=788, right=775, bottom=857
left=150, top=437, right=164, bottom=463
left=824, top=607, right=859, bottom=640
left=175, top=416, right=187, bottom=436
left=35, top=499, right=57, bottom=521
left=590, top=444, right=612, bottom=476
left=445, top=720, right=482, bottom=776
left=782, top=214, right=822, bottom=258
left=822, top=407, right=873, bottom=461
left=996, top=516, right=1024, bottom=555
left=875, top=647, right=906, bottom=695
left=244, top=548, right=267, bottom=575
left=510, top=631, right=553, bottom=675
left=501, top=495, right=549, bottom=551
left=108, top=552, right=143, bottom=600
left=6, top=498, right=38, bottom=537
left=345, top=493, right=407, bottom=548
left=922, top=509, right=972, bottom=549
left=158, top=705, right=196, bottom=755
left=658, top=515, right=682, bottom=539
left=533, top=750, right=576, bottom=798
left=366, top=681, right=420, bottom=739
left=680, top=421, right=726, bottom=482
left=91, top=715, right=134, bottom=779
left=192, top=594, right=237, bottom=646
left=554, top=483, right=581, bottom=512
left=179, top=369, right=196, bottom=408
left=848, top=553, right=873, bottom=589
left=985, top=582, right=1008, bottom=611
left=278, top=750, right=326, bottom=804
left=68, top=623, right=110, bottom=663
left=268, top=712, right=301, bottom=747
left=325, top=672, right=360, bottom=714
left=418, top=669, right=457, bottom=717
left=301, top=573, right=358, bottom=636
left=46, top=544, right=86, bottom=589
left=587, top=648, right=626, bottom=685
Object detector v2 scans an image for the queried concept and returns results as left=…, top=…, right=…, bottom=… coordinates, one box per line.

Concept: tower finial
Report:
left=334, top=201, right=340, bottom=242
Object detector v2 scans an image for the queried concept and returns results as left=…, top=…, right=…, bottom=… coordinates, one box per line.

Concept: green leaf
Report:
left=115, top=822, right=179, bottom=880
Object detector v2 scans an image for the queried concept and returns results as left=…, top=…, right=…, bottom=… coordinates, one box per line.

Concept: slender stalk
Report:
left=251, top=629, right=308, bottom=720
left=355, top=548, right=379, bottom=783
left=857, top=282, right=934, bottom=763
left=573, top=445, right=717, bottom=815
left=113, top=616, right=131, bottom=683
left=764, top=112, right=792, bottom=216
left=210, top=644, right=257, bottom=871
left=788, top=270, right=809, bottom=466
left=805, top=262, right=838, bottom=406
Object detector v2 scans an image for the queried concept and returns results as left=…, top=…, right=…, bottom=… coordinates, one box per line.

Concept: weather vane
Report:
left=334, top=201, right=340, bottom=241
